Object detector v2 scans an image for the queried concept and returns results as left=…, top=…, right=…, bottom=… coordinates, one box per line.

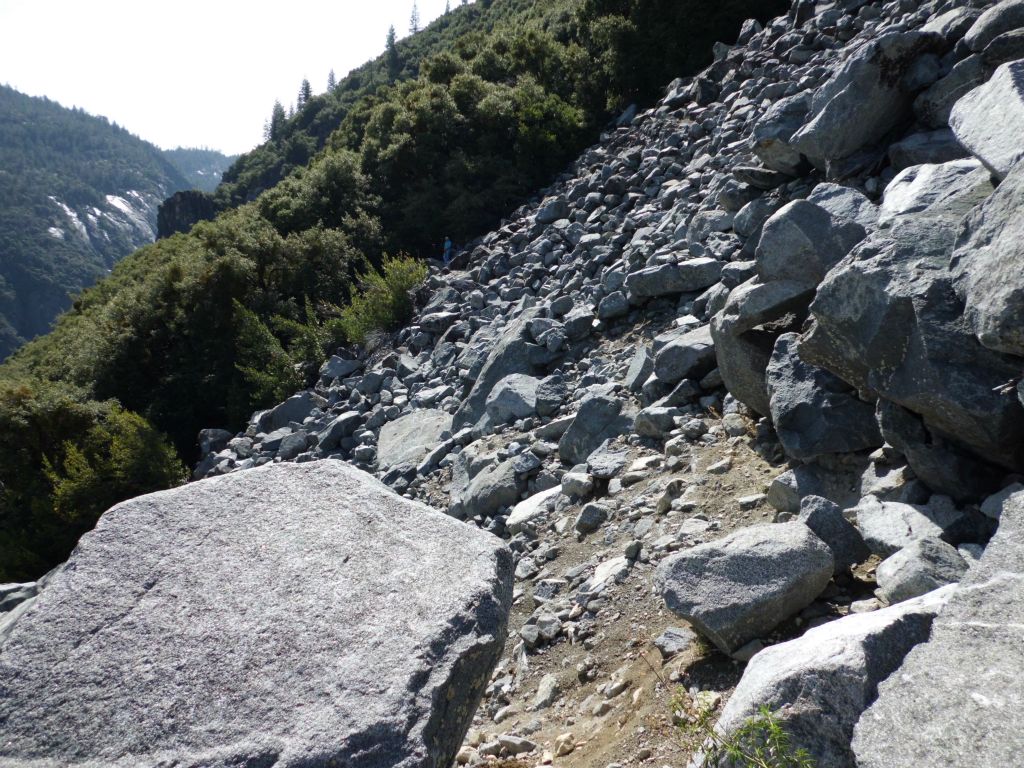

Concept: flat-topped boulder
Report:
left=854, top=491, right=1024, bottom=767
left=0, top=462, right=513, bottom=768
left=377, top=408, right=453, bottom=468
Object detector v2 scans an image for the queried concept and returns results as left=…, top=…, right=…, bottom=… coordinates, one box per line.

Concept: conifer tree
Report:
left=409, top=1, right=420, bottom=34
left=268, top=101, right=286, bottom=143
left=297, top=78, right=313, bottom=108
left=386, top=25, right=401, bottom=82
left=445, top=0, right=451, bottom=13
left=327, top=69, right=337, bottom=91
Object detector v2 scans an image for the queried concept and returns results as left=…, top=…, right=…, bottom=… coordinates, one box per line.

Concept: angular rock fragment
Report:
left=950, top=60, right=1024, bottom=179
left=712, top=587, right=953, bottom=768
left=854, top=492, right=1024, bottom=767
left=655, top=523, right=833, bottom=654
left=766, top=333, right=882, bottom=461
left=0, top=463, right=513, bottom=768
left=875, top=537, right=968, bottom=604
left=378, top=408, right=453, bottom=468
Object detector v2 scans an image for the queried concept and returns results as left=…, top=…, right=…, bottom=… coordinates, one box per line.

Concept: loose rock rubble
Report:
left=9, top=0, right=1024, bottom=763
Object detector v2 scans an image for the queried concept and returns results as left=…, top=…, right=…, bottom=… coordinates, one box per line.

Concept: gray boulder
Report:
left=751, top=92, right=812, bottom=175
left=558, top=395, right=632, bottom=465
left=623, top=347, right=654, bottom=393
left=875, top=537, right=968, bottom=604
left=653, top=324, right=716, bottom=384
left=625, top=258, right=723, bottom=298
left=854, top=491, right=1024, bottom=767
left=453, top=312, right=538, bottom=430
left=888, top=129, right=969, bottom=171
left=913, top=54, right=990, bottom=128
left=536, top=197, right=569, bottom=224
left=964, top=0, right=1024, bottom=51
left=535, top=374, right=567, bottom=417
left=806, top=183, right=878, bottom=229
left=711, top=278, right=815, bottom=416
left=378, top=409, right=453, bottom=469
left=755, top=201, right=866, bottom=287
left=634, top=406, right=683, bottom=438
left=0, top=462, right=512, bottom=768
left=485, top=374, right=540, bottom=424
left=319, top=355, right=362, bottom=382
left=877, top=158, right=994, bottom=229
left=317, top=411, right=363, bottom=451
left=799, top=495, right=871, bottom=573
left=952, top=154, right=1024, bottom=357
left=712, top=587, right=953, bottom=768
left=257, top=391, right=324, bottom=432
left=790, top=31, right=944, bottom=165
left=463, top=457, right=524, bottom=518
left=854, top=495, right=967, bottom=557
left=655, top=522, right=833, bottom=654
left=950, top=60, right=1024, bottom=179
left=506, top=487, right=561, bottom=534
left=766, top=333, right=882, bottom=461
left=802, top=227, right=1024, bottom=477
left=982, top=28, right=1024, bottom=65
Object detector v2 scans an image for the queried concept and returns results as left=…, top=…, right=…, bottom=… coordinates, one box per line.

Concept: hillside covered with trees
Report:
left=0, top=0, right=786, bottom=581
left=0, top=85, right=235, bottom=362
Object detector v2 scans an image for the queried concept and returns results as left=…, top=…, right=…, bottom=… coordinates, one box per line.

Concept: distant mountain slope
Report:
left=0, top=85, right=193, bottom=359
left=162, top=147, right=238, bottom=193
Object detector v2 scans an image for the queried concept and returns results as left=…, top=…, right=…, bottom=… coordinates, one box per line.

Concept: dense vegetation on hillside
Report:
left=0, top=86, right=237, bottom=363
left=161, top=147, right=238, bottom=193
left=0, top=0, right=787, bottom=581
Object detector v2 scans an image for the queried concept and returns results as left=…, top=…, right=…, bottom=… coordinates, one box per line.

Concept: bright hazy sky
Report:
left=0, top=0, right=454, bottom=155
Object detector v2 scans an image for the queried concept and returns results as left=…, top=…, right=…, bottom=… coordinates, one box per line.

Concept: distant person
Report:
left=443, top=236, right=453, bottom=265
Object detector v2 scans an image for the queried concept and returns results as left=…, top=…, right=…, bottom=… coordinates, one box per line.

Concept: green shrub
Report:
left=0, top=378, right=185, bottom=581
left=340, top=255, right=428, bottom=345
left=672, top=689, right=816, bottom=768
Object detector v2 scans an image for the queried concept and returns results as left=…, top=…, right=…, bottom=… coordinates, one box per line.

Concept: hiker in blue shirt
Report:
left=443, top=236, right=453, bottom=265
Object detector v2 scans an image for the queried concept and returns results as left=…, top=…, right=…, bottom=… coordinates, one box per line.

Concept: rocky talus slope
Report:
left=5, top=0, right=1024, bottom=764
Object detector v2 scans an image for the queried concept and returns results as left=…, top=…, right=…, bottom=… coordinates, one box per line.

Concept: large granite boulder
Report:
left=790, top=31, right=944, bottom=166
left=485, top=374, right=540, bottom=424
left=802, top=223, right=1024, bottom=477
left=0, top=462, right=513, bottom=768
left=453, top=311, right=539, bottom=429
left=625, top=258, right=723, bottom=298
left=751, top=92, right=812, bottom=175
left=951, top=157, right=1024, bottom=357
left=377, top=408, right=453, bottom=469
left=964, top=0, right=1024, bottom=52
left=875, top=537, right=968, bottom=604
left=755, top=200, right=866, bottom=287
left=950, top=60, right=1024, bottom=180
left=766, top=333, right=882, bottom=462
left=710, top=587, right=953, bottom=768
left=655, top=522, right=833, bottom=654
left=558, top=394, right=633, bottom=465
left=854, top=491, right=1024, bottom=767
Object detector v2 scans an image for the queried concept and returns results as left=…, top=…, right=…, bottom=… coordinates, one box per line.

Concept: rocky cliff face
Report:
left=6, top=0, right=1024, bottom=763
left=156, top=189, right=222, bottom=238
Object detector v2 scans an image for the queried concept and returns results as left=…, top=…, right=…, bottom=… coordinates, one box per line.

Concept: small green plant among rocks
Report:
left=672, top=689, right=816, bottom=768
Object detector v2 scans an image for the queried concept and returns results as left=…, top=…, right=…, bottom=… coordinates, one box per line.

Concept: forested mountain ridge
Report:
left=0, top=86, right=231, bottom=360
left=161, top=147, right=238, bottom=193
left=0, top=0, right=786, bottom=581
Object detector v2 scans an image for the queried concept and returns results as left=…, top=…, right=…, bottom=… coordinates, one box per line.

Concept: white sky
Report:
left=0, top=0, right=454, bottom=155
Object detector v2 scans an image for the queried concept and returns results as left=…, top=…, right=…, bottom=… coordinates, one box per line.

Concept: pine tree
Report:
left=327, top=69, right=337, bottom=91
left=386, top=25, right=401, bottom=82
left=297, top=78, right=313, bottom=108
left=268, top=101, right=286, bottom=143
left=409, top=1, right=420, bottom=34
left=445, top=0, right=451, bottom=12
